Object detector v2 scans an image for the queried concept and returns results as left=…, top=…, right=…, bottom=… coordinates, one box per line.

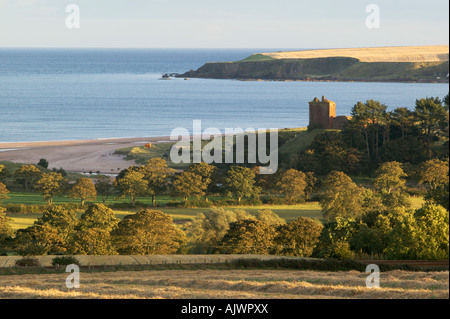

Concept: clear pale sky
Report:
left=0, top=0, right=448, bottom=48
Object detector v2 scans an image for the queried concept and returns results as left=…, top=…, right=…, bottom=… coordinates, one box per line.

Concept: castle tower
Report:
left=308, top=96, right=336, bottom=129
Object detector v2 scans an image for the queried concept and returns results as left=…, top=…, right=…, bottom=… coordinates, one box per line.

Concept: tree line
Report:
left=1, top=157, right=448, bottom=259
left=296, top=95, right=449, bottom=175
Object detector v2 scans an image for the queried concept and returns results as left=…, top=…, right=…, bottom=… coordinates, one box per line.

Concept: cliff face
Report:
left=179, top=57, right=449, bottom=82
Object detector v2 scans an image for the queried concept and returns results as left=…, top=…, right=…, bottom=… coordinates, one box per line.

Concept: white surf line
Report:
left=0, top=148, right=29, bottom=152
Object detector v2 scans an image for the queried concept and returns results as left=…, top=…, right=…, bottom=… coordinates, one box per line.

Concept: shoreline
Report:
left=180, top=76, right=449, bottom=84
left=0, top=136, right=175, bottom=174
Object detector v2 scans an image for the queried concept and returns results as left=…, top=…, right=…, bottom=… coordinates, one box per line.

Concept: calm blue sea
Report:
left=0, top=48, right=448, bottom=142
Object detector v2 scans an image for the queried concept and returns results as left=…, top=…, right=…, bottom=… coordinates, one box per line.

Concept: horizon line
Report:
left=0, top=44, right=449, bottom=50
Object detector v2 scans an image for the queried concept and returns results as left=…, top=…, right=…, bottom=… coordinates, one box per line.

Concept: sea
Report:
left=0, top=48, right=448, bottom=143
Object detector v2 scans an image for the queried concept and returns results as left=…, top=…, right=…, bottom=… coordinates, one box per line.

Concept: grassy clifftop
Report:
left=261, top=45, right=449, bottom=62
left=179, top=45, right=449, bottom=83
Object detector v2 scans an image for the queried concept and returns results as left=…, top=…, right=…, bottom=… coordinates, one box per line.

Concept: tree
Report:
left=390, top=107, right=414, bottom=140
left=141, top=158, right=174, bottom=206
left=0, top=207, right=13, bottom=246
left=374, top=161, right=409, bottom=209
left=37, top=158, right=49, bottom=169
left=77, top=203, right=119, bottom=232
left=348, top=100, right=388, bottom=163
left=275, top=217, right=323, bottom=257
left=304, top=172, right=317, bottom=199
left=186, top=208, right=254, bottom=253
left=299, top=131, right=361, bottom=175
left=0, top=165, right=7, bottom=184
left=384, top=205, right=449, bottom=260
left=350, top=212, right=392, bottom=258
left=116, top=170, right=148, bottom=205
left=414, top=97, right=449, bottom=158
left=276, top=169, right=308, bottom=203
left=320, top=171, right=364, bottom=221
left=413, top=204, right=449, bottom=260
left=425, top=182, right=449, bottom=211
left=225, top=166, right=261, bottom=204
left=14, top=165, right=41, bottom=191
left=172, top=171, right=206, bottom=202
left=374, top=161, right=407, bottom=194
left=219, top=220, right=276, bottom=254
left=255, top=209, right=286, bottom=226
left=35, top=172, right=68, bottom=204
left=112, top=209, right=185, bottom=255
left=187, top=162, right=217, bottom=201
left=0, top=182, right=9, bottom=202
left=69, top=177, right=97, bottom=206
left=34, top=205, right=77, bottom=241
left=15, top=223, right=67, bottom=255
left=68, top=228, right=117, bottom=255
left=95, top=175, right=115, bottom=203
left=66, top=204, right=119, bottom=255
left=15, top=205, right=77, bottom=255
left=418, top=159, right=449, bottom=190
left=313, top=218, right=358, bottom=259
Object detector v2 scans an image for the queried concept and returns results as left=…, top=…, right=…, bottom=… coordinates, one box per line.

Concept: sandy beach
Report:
left=0, top=136, right=173, bottom=174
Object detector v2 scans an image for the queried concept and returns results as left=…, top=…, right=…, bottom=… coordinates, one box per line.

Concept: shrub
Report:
left=51, top=256, right=80, bottom=267
left=180, top=199, right=212, bottom=208
left=239, top=198, right=263, bottom=206
left=15, top=257, right=41, bottom=267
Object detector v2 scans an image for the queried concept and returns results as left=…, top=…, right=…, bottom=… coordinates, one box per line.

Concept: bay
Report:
left=0, top=48, right=448, bottom=142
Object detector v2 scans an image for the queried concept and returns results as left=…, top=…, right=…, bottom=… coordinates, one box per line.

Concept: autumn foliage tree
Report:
left=172, top=171, right=206, bottom=202
left=320, top=171, right=364, bottom=221
left=276, top=169, right=308, bottom=203
left=69, top=204, right=119, bottom=255
left=141, top=158, right=174, bottom=206
left=0, top=207, right=13, bottom=247
left=68, top=228, right=117, bottom=255
left=275, top=217, right=323, bottom=257
left=76, top=203, right=119, bottom=232
left=254, top=209, right=286, bottom=226
left=35, top=172, right=68, bottom=204
left=116, top=170, right=148, bottom=205
left=112, top=209, right=185, bottom=255
left=374, top=161, right=408, bottom=208
left=0, top=182, right=9, bottom=202
left=16, top=224, right=67, bottom=255
left=16, top=205, right=77, bottom=255
left=219, top=220, right=276, bottom=254
left=186, top=208, right=254, bottom=253
left=69, top=177, right=97, bottom=206
left=187, top=162, right=216, bottom=201
left=418, top=159, right=449, bottom=191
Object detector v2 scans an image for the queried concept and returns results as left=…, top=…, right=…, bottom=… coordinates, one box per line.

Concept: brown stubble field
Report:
left=0, top=269, right=448, bottom=299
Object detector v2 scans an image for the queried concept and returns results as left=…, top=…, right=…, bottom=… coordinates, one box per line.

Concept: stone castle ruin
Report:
left=308, top=96, right=350, bottom=130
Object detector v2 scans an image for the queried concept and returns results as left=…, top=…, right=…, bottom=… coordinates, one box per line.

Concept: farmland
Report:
left=0, top=268, right=447, bottom=299
left=3, top=190, right=425, bottom=231
left=260, top=45, right=449, bottom=62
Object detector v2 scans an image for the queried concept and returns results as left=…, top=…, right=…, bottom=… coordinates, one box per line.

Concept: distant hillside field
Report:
left=179, top=45, right=449, bottom=82
left=261, top=45, right=449, bottom=63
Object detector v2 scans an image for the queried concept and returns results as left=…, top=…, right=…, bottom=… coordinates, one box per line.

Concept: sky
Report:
left=0, top=0, right=448, bottom=48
